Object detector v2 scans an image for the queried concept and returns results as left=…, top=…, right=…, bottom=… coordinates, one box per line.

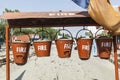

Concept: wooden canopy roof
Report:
left=3, top=11, right=99, bottom=28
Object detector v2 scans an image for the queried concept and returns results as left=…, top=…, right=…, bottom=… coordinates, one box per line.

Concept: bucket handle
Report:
left=33, top=29, right=52, bottom=41
left=76, top=27, right=93, bottom=39
left=54, top=28, right=73, bottom=40
left=95, top=27, right=112, bottom=39
left=12, top=28, right=31, bottom=43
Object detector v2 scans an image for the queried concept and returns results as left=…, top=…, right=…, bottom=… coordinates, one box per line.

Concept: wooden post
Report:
left=113, top=36, right=119, bottom=80
left=6, top=26, right=10, bottom=80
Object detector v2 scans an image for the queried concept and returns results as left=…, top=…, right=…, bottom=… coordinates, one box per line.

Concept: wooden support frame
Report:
left=5, top=26, right=120, bottom=80
left=4, top=11, right=119, bottom=80
left=6, top=26, right=10, bottom=80
left=113, top=36, right=119, bottom=80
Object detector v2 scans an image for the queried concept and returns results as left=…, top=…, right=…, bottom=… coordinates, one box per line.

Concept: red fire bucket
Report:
left=95, top=28, right=113, bottom=59
left=76, top=28, right=93, bottom=60
left=33, top=40, right=52, bottom=57
left=33, top=29, right=52, bottom=57
left=77, top=38, right=93, bottom=59
left=55, top=39, right=73, bottom=58
left=11, top=42, right=30, bottom=65
left=95, top=38, right=112, bottom=59
left=55, top=29, right=73, bottom=58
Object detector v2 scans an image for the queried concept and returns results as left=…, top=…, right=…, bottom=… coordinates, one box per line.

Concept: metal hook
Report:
left=63, top=26, right=65, bottom=38
left=41, top=27, right=44, bottom=40
left=83, top=26, right=86, bottom=30
left=20, top=27, right=22, bottom=32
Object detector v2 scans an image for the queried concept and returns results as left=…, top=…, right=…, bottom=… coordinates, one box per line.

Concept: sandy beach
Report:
left=0, top=44, right=118, bottom=80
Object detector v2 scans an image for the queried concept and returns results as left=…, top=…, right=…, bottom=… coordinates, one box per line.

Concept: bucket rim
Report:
left=77, top=38, right=93, bottom=39
left=33, top=40, right=52, bottom=42
left=55, top=39, right=73, bottom=40
left=12, top=42, right=30, bottom=44
left=95, top=38, right=113, bottom=39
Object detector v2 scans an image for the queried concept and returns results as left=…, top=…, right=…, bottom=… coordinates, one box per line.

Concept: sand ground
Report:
left=0, top=44, right=118, bottom=80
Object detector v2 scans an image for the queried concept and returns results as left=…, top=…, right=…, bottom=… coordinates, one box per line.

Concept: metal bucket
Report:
left=76, top=38, right=93, bottom=59
left=76, top=28, right=93, bottom=60
left=11, top=30, right=31, bottom=65
left=11, top=42, right=30, bottom=65
left=55, top=39, right=73, bottom=58
left=33, top=40, right=52, bottom=57
left=33, top=29, right=52, bottom=57
left=95, top=38, right=112, bottom=59
left=55, top=29, right=73, bottom=58
left=95, top=28, right=112, bottom=59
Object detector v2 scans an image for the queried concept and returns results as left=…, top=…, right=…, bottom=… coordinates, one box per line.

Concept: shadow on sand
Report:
left=15, top=70, right=26, bottom=80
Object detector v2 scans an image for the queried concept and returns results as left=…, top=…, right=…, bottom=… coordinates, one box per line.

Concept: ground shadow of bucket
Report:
left=76, top=28, right=93, bottom=60
left=33, top=29, right=52, bottom=57
left=11, top=42, right=30, bottom=65
left=95, top=28, right=113, bottom=59
left=55, top=29, right=73, bottom=58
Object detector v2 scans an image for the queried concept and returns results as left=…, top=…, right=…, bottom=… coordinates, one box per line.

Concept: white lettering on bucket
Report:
left=82, top=45, right=90, bottom=51
left=64, top=44, right=72, bottom=49
left=101, top=42, right=111, bottom=47
left=16, top=47, right=27, bottom=53
left=38, top=45, right=47, bottom=50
